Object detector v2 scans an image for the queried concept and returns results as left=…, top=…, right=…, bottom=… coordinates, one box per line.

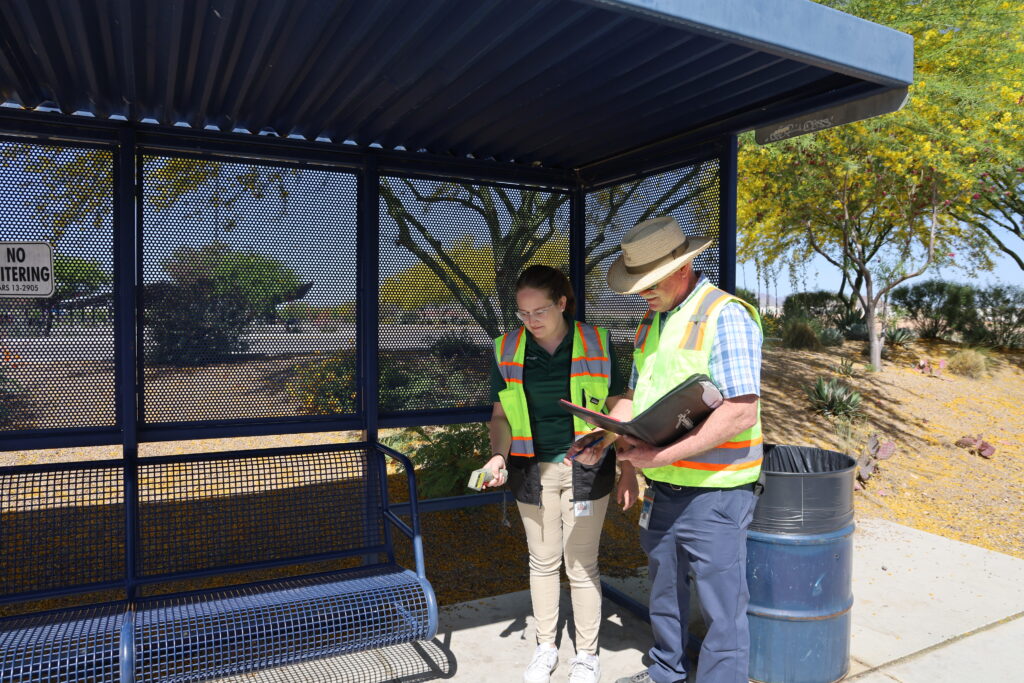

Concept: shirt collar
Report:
left=662, top=273, right=709, bottom=320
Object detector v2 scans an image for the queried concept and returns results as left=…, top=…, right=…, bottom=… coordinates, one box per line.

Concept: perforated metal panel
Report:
left=0, top=464, right=124, bottom=596
left=134, top=568, right=432, bottom=683
left=378, top=177, right=570, bottom=412
left=137, top=447, right=383, bottom=577
left=584, top=162, right=722, bottom=382
left=140, top=156, right=358, bottom=424
left=0, top=605, right=123, bottom=683
left=0, top=141, right=116, bottom=432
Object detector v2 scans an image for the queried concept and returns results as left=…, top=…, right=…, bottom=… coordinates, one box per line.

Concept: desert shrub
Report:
left=408, top=423, right=491, bottom=499
left=0, top=349, right=19, bottom=426
left=891, top=280, right=978, bottom=340
left=884, top=325, right=916, bottom=348
left=819, top=327, right=845, bottom=347
left=805, top=377, right=863, bottom=420
left=846, top=323, right=870, bottom=342
left=783, top=291, right=846, bottom=327
left=760, top=310, right=783, bottom=339
left=947, top=349, right=987, bottom=379
left=428, top=330, right=486, bottom=360
left=288, top=351, right=358, bottom=413
left=735, top=288, right=760, bottom=309
left=833, top=357, right=856, bottom=377
left=962, top=284, right=1024, bottom=349
left=781, top=319, right=821, bottom=350
left=837, top=309, right=866, bottom=339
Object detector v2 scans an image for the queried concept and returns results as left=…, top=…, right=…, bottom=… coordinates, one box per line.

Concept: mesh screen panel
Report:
left=378, top=177, right=570, bottom=412
left=584, top=162, right=721, bottom=383
left=137, top=448, right=383, bottom=577
left=134, top=568, right=431, bottom=682
left=0, top=141, right=116, bottom=432
left=0, top=605, right=123, bottom=683
left=0, top=465, right=125, bottom=596
left=140, top=157, right=358, bottom=424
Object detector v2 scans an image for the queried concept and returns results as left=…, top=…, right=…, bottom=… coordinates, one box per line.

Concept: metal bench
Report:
left=0, top=442, right=437, bottom=683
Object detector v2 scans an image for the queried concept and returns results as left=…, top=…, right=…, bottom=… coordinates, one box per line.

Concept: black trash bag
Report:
left=750, top=444, right=856, bottom=535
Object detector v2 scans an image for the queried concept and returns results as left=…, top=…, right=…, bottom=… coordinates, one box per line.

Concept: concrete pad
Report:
left=851, top=518, right=1024, bottom=668
left=436, top=588, right=653, bottom=682
left=849, top=614, right=1024, bottom=682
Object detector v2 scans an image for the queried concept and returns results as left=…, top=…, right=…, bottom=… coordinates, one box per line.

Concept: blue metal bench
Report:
left=0, top=442, right=437, bottom=683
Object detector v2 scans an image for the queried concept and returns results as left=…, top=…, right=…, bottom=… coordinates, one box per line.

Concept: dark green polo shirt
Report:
left=490, top=320, right=625, bottom=462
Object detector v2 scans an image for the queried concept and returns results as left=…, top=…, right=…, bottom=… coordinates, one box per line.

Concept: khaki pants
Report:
left=517, top=461, right=610, bottom=655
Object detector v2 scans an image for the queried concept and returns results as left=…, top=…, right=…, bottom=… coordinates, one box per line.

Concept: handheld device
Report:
left=467, top=467, right=506, bottom=491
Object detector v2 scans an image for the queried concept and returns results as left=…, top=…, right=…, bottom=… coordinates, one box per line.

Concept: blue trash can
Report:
left=747, top=445, right=856, bottom=683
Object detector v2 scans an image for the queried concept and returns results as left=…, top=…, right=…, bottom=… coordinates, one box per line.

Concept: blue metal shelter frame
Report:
left=0, top=0, right=912, bottom=638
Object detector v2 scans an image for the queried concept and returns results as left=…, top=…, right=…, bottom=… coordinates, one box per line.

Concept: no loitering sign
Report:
left=0, top=242, right=54, bottom=298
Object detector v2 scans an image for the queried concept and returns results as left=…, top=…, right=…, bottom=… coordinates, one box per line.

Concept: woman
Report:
left=483, top=264, right=638, bottom=683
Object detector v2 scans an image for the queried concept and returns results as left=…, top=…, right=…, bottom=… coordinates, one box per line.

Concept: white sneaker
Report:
left=568, top=652, right=601, bottom=683
left=523, top=643, right=559, bottom=683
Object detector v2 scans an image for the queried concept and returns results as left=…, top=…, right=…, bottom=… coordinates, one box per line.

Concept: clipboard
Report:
left=559, top=373, right=723, bottom=446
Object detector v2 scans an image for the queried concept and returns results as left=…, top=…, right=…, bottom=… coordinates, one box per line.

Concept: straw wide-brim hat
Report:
left=606, top=216, right=714, bottom=294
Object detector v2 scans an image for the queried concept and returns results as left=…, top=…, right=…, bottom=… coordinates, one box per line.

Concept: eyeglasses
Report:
left=515, top=304, right=556, bottom=322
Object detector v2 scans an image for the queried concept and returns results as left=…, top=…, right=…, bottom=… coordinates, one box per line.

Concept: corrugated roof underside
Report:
left=0, top=0, right=861, bottom=168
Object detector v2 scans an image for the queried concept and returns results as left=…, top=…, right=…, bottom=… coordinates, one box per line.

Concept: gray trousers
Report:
left=639, top=481, right=757, bottom=683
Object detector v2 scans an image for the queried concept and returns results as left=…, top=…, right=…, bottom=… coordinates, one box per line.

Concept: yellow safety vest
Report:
left=633, top=280, right=763, bottom=487
left=494, top=322, right=612, bottom=457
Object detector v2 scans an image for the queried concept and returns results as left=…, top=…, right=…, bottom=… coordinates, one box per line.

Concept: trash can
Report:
left=747, top=444, right=856, bottom=683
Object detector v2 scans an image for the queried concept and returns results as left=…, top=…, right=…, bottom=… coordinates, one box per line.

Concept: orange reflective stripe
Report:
left=509, top=452, right=534, bottom=458
left=499, top=361, right=523, bottom=367
left=671, top=457, right=763, bottom=471
left=570, top=372, right=609, bottom=379
left=505, top=378, right=523, bottom=384
left=681, top=288, right=719, bottom=348
left=572, top=356, right=609, bottom=362
left=576, top=322, right=589, bottom=355
left=716, top=436, right=764, bottom=449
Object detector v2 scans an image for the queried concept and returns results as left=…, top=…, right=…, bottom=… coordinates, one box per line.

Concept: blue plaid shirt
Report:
left=629, top=276, right=762, bottom=398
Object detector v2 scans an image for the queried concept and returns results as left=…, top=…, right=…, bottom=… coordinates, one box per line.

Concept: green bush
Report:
left=846, top=322, right=870, bottom=341
left=783, top=291, right=846, bottom=327
left=963, top=284, right=1024, bottom=349
left=891, top=280, right=978, bottom=340
left=819, top=327, right=845, bottom=347
left=781, top=319, right=821, bottom=350
left=947, top=349, right=988, bottom=379
left=427, top=330, right=486, bottom=360
left=884, top=325, right=916, bottom=348
left=288, top=351, right=358, bottom=413
left=805, top=377, right=863, bottom=420
left=734, top=288, right=760, bottom=309
left=408, top=423, right=491, bottom=499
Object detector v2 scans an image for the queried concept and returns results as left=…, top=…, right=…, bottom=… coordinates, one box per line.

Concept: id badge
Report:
left=574, top=500, right=593, bottom=518
left=638, top=490, right=655, bottom=529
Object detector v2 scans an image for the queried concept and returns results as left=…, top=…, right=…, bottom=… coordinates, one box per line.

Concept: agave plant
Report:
left=885, top=325, right=916, bottom=348
left=805, top=377, right=863, bottom=420
left=819, top=327, right=845, bottom=347
left=832, top=357, right=856, bottom=377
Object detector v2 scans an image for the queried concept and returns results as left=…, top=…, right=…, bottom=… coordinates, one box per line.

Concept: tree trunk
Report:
left=865, top=302, right=883, bottom=369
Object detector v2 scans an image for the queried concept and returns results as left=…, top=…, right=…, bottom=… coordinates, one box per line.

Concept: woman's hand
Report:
left=616, top=464, right=639, bottom=510
left=565, top=430, right=617, bottom=467
left=481, top=454, right=508, bottom=488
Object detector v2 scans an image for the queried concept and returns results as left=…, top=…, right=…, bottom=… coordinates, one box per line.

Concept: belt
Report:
left=645, top=477, right=754, bottom=494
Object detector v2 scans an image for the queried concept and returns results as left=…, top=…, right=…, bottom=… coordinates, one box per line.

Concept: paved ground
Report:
left=297, top=517, right=1024, bottom=682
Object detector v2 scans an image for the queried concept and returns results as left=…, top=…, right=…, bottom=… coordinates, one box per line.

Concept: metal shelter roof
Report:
left=0, top=0, right=912, bottom=182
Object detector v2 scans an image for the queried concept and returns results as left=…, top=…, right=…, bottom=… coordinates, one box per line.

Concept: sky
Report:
left=736, top=250, right=1024, bottom=306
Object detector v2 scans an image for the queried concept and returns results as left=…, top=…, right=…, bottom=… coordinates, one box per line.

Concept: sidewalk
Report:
left=268, top=517, right=1024, bottom=682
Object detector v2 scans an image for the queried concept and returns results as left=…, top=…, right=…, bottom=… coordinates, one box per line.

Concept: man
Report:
left=571, top=216, right=763, bottom=683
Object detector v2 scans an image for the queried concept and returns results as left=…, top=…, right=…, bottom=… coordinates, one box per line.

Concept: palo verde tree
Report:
left=380, top=164, right=718, bottom=339
left=739, top=0, right=1024, bottom=369
left=952, top=164, right=1024, bottom=271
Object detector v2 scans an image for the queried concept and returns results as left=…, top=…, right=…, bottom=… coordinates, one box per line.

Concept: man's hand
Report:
left=616, top=466, right=639, bottom=510
left=614, top=435, right=663, bottom=468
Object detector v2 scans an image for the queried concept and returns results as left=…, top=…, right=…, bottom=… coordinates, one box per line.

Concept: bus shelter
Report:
left=0, top=0, right=912, bottom=680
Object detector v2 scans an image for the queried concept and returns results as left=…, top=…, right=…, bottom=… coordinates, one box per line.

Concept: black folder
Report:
left=559, top=374, right=723, bottom=446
